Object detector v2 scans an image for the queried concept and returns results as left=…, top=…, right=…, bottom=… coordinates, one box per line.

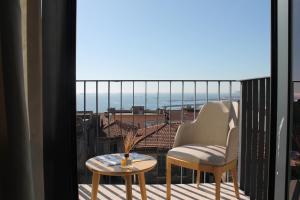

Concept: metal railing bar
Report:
left=108, top=81, right=111, bottom=184
left=226, top=81, right=230, bottom=181
left=180, top=81, right=184, bottom=184
left=133, top=81, right=135, bottom=128
left=218, top=81, right=221, bottom=100
left=230, top=81, right=232, bottom=101
left=108, top=81, right=110, bottom=137
left=156, top=81, right=160, bottom=184
left=96, top=81, right=98, bottom=137
left=206, top=81, right=209, bottom=103
left=83, top=81, right=86, bottom=136
left=144, top=81, right=147, bottom=147
left=96, top=81, right=98, bottom=114
left=169, top=81, right=172, bottom=150
left=120, top=81, right=123, bottom=135
left=194, top=81, right=197, bottom=120
left=192, top=81, right=196, bottom=183
left=181, top=81, right=184, bottom=123
left=205, top=81, right=208, bottom=183
left=157, top=81, right=160, bottom=129
left=83, top=81, right=86, bottom=118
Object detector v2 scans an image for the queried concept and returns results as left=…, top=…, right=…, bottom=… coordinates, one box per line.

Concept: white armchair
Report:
left=166, top=101, right=240, bottom=200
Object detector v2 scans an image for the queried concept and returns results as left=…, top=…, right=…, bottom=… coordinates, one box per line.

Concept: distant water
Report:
left=76, top=93, right=240, bottom=113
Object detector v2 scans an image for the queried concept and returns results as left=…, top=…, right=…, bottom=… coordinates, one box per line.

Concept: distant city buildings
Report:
left=76, top=106, right=202, bottom=184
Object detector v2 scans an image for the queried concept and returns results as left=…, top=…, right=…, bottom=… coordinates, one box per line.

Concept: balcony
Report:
left=76, top=78, right=271, bottom=200
left=78, top=183, right=249, bottom=200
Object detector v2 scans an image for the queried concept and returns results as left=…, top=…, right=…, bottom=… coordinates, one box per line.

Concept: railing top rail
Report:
left=76, top=79, right=240, bottom=82
left=239, top=76, right=270, bottom=82
left=76, top=77, right=272, bottom=82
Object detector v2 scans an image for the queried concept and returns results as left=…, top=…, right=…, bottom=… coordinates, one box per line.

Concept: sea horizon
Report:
left=77, top=92, right=240, bottom=113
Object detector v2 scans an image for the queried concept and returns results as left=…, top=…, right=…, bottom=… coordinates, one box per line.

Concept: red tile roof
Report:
left=102, top=120, right=137, bottom=138
left=134, top=122, right=181, bottom=150
left=100, top=110, right=196, bottom=149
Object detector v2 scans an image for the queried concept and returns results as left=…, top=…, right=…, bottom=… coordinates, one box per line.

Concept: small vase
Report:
left=121, top=153, right=132, bottom=168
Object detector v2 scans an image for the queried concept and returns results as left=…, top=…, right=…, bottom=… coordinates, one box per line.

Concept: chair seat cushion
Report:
left=167, top=144, right=227, bottom=166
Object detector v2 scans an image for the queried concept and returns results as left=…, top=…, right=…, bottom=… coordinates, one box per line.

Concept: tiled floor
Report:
left=78, top=183, right=249, bottom=200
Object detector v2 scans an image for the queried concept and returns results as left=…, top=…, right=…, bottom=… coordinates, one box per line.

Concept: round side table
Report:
left=86, top=154, right=157, bottom=200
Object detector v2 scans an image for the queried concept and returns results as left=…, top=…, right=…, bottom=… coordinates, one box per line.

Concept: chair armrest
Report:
left=173, top=121, right=195, bottom=148
left=225, top=126, right=239, bottom=163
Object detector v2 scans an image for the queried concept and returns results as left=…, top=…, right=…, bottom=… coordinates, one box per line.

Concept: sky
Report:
left=76, top=0, right=270, bottom=81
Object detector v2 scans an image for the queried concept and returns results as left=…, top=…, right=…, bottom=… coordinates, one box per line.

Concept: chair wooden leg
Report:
left=91, top=172, right=100, bottom=200
left=166, top=158, right=171, bottom=200
left=214, top=170, right=222, bottom=200
left=196, top=170, right=201, bottom=188
left=231, top=167, right=240, bottom=199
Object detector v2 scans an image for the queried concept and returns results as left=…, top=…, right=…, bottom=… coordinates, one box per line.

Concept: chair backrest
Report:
left=191, top=101, right=239, bottom=146
left=229, top=101, right=239, bottom=129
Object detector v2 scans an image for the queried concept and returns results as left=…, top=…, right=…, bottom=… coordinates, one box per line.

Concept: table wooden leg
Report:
left=138, top=172, right=147, bottom=200
left=125, top=175, right=133, bottom=200
left=91, top=172, right=100, bottom=200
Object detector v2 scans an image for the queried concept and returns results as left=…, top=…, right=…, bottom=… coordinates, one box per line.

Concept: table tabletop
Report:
left=86, top=153, right=157, bottom=176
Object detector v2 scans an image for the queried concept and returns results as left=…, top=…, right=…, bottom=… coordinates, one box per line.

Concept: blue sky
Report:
left=76, top=0, right=270, bottom=81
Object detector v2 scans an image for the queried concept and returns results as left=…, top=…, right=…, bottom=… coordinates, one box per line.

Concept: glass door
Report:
left=288, top=0, right=300, bottom=199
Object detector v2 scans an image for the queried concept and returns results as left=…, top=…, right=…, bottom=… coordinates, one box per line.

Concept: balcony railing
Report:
left=239, top=77, right=271, bottom=199
left=76, top=78, right=271, bottom=200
